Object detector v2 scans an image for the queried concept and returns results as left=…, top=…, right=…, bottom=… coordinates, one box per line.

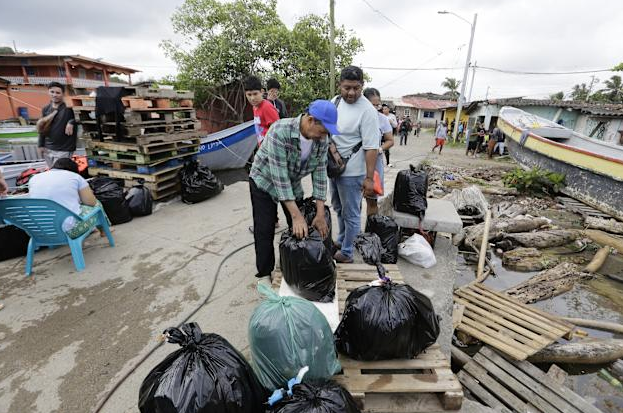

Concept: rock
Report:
left=502, top=229, right=579, bottom=249
left=502, top=247, right=559, bottom=271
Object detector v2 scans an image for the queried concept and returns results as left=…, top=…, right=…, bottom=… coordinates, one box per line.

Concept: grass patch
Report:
left=502, top=167, right=565, bottom=195
left=0, top=132, right=38, bottom=139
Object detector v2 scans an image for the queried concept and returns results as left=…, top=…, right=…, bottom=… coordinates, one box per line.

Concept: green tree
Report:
left=161, top=0, right=288, bottom=122
left=601, top=75, right=623, bottom=103
left=0, top=46, right=15, bottom=54
left=549, top=91, right=564, bottom=101
left=613, top=62, right=623, bottom=71
left=271, top=14, right=363, bottom=114
left=570, top=83, right=591, bottom=101
left=441, top=77, right=460, bottom=100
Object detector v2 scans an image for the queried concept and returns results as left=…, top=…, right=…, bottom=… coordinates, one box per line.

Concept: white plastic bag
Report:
left=398, top=234, right=437, bottom=268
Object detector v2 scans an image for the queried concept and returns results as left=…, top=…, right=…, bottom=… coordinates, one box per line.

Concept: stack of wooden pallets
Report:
left=71, top=87, right=202, bottom=200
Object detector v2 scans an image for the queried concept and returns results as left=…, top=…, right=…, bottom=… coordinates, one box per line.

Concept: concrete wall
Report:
left=0, top=85, right=49, bottom=119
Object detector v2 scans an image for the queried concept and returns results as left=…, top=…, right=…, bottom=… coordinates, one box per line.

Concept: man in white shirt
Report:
left=330, top=66, right=379, bottom=263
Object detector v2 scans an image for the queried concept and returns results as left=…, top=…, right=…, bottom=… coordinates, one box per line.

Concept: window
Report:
left=24, top=66, right=36, bottom=76
left=423, top=111, right=435, bottom=118
left=58, top=66, right=66, bottom=77
left=78, top=68, right=86, bottom=78
left=94, top=71, right=103, bottom=81
left=404, top=108, right=411, bottom=117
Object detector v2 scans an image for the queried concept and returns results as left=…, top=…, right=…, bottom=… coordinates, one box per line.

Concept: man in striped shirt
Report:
left=249, top=100, right=339, bottom=285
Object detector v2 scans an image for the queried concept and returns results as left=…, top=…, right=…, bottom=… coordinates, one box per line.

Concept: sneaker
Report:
left=256, top=275, right=272, bottom=287
left=333, top=251, right=354, bottom=264
left=387, top=163, right=394, bottom=168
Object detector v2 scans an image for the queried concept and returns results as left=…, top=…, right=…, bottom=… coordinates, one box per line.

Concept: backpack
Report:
left=326, top=96, right=361, bottom=178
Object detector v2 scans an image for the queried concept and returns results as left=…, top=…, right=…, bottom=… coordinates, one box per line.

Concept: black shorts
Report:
left=467, top=141, right=478, bottom=150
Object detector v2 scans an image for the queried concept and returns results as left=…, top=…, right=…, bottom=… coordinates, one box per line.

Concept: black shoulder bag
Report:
left=327, top=96, right=362, bottom=178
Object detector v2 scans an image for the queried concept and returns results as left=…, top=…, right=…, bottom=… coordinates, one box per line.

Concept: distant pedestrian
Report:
left=266, top=78, right=288, bottom=119
left=38, top=82, right=77, bottom=167
left=493, top=126, right=506, bottom=155
left=432, top=121, right=448, bottom=154
left=458, top=122, right=464, bottom=140
left=415, top=120, right=421, bottom=136
left=399, top=116, right=411, bottom=145
left=465, top=127, right=478, bottom=158
left=385, top=105, right=398, bottom=135
left=476, top=123, right=486, bottom=153
left=487, top=129, right=497, bottom=159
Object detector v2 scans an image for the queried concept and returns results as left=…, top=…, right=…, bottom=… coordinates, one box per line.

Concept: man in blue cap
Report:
left=249, top=99, right=339, bottom=285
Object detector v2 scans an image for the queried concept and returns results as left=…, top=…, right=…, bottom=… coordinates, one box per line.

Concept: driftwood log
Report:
left=583, top=245, right=610, bottom=273
left=499, top=229, right=579, bottom=250
left=492, top=201, right=526, bottom=219
left=560, top=317, right=623, bottom=335
left=505, top=262, right=593, bottom=304
left=502, top=247, right=559, bottom=271
left=583, top=229, right=623, bottom=254
left=476, top=210, right=492, bottom=281
left=585, top=216, right=623, bottom=235
left=528, top=339, right=623, bottom=365
left=462, top=217, right=551, bottom=247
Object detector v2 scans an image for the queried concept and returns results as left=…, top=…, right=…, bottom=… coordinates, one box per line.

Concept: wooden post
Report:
left=103, top=68, right=109, bottom=86
left=476, top=210, right=491, bottom=281
left=329, top=0, right=336, bottom=96
left=64, top=61, right=73, bottom=87
left=21, top=65, right=29, bottom=83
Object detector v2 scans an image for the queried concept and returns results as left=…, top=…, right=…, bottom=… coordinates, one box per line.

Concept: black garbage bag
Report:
left=299, top=197, right=333, bottom=252
left=179, top=160, right=224, bottom=204
left=125, top=180, right=153, bottom=216
left=393, top=165, right=428, bottom=218
left=89, top=177, right=132, bottom=225
left=267, top=380, right=361, bottom=413
left=279, top=228, right=336, bottom=302
left=138, top=323, right=266, bottom=413
left=335, top=282, right=440, bottom=361
left=365, top=215, right=399, bottom=264
left=0, top=225, right=30, bottom=261
left=354, top=232, right=387, bottom=279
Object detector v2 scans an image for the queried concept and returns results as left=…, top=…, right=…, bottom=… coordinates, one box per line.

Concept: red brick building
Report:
left=0, top=53, right=138, bottom=120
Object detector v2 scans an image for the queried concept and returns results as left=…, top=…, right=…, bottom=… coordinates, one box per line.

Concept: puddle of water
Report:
left=456, top=250, right=623, bottom=412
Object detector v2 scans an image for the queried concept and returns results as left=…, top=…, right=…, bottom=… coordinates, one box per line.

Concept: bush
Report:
left=502, top=167, right=565, bottom=195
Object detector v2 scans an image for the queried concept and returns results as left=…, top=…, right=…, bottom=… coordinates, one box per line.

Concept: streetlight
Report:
left=438, top=10, right=477, bottom=142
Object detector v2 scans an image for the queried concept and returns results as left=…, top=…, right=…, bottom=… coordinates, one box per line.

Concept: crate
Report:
left=87, top=153, right=196, bottom=175
left=85, top=139, right=200, bottom=165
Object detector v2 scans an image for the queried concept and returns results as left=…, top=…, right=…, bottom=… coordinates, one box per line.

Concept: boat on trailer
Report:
left=498, top=106, right=623, bottom=221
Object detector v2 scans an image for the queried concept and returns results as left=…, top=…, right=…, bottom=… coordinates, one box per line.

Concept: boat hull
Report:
left=197, top=121, right=257, bottom=171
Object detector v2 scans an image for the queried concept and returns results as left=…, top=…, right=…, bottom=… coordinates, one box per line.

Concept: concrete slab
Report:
left=392, top=199, right=463, bottom=234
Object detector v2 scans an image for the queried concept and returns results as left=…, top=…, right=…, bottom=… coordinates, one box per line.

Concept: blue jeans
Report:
left=330, top=175, right=364, bottom=259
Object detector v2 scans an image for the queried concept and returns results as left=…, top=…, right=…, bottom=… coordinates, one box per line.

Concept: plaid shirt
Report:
left=250, top=115, right=328, bottom=202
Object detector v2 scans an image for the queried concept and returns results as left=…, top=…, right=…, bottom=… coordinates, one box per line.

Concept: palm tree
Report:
left=571, top=83, right=591, bottom=101
left=441, top=77, right=460, bottom=100
left=602, top=75, right=623, bottom=103
left=549, top=91, right=564, bottom=101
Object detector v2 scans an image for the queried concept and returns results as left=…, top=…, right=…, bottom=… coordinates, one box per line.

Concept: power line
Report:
left=475, top=66, right=614, bottom=75
left=359, top=0, right=435, bottom=50
left=364, top=66, right=463, bottom=71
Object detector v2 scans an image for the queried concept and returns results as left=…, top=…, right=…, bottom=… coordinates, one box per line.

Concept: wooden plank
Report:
left=462, top=284, right=572, bottom=334
left=334, top=373, right=463, bottom=393
left=461, top=360, right=526, bottom=412
left=480, top=347, right=586, bottom=413
left=455, top=296, right=552, bottom=345
left=473, top=284, right=574, bottom=332
left=456, top=371, right=513, bottom=413
left=455, top=289, right=565, bottom=339
left=472, top=353, right=561, bottom=413
left=461, top=310, right=543, bottom=349
left=492, top=349, right=603, bottom=413
left=458, top=317, right=535, bottom=359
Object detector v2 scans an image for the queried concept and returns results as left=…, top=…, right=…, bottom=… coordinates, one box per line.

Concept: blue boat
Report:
left=197, top=121, right=257, bottom=170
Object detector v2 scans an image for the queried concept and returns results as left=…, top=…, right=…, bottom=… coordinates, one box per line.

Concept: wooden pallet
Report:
left=85, top=137, right=201, bottom=155
left=454, top=283, right=574, bottom=360
left=89, top=165, right=182, bottom=200
left=81, top=120, right=201, bottom=138
left=86, top=142, right=199, bottom=165
left=85, top=130, right=202, bottom=146
left=557, top=196, right=613, bottom=219
left=70, top=95, right=193, bottom=109
left=455, top=346, right=601, bottom=413
left=87, top=152, right=195, bottom=174
left=273, top=263, right=463, bottom=412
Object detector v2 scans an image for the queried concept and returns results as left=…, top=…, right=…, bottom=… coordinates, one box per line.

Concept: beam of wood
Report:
left=334, top=373, right=463, bottom=393
left=583, top=245, right=610, bottom=273
left=547, top=364, right=569, bottom=386
left=456, top=322, right=529, bottom=360
left=477, top=210, right=492, bottom=281
left=491, top=348, right=603, bottom=413
left=481, top=347, right=598, bottom=413
left=560, top=317, right=623, bottom=334
left=450, top=345, right=472, bottom=368
left=583, top=229, right=623, bottom=254
left=452, top=303, right=465, bottom=330
left=585, top=216, right=623, bottom=235
left=456, top=371, right=513, bottom=413
left=462, top=309, right=544, bottom=349
left=461, top=359, right=527, bottom=412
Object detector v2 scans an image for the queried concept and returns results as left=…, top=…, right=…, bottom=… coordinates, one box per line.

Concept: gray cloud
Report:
left=1, top=0, right=621, bottom=98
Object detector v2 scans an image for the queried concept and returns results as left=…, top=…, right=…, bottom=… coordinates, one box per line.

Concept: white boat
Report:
left=498, top=106, right=623, bottom=220
left=197, top=121, right=257, bottom=170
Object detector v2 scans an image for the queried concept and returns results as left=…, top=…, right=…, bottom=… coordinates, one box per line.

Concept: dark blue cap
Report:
left=308, top=100, right=340, bottom=135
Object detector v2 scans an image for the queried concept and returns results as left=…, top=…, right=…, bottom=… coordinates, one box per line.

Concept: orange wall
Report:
left=0, top=85, right=50, bottom=119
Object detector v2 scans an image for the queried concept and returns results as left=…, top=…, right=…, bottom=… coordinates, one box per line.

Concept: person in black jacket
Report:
left=266, top=78, right=288, bottom=119
left=38, top=82, right=77, bottom=167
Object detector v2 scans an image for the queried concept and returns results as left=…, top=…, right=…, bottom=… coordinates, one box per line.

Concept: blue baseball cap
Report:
left=308, top=99, right=340, bottom=136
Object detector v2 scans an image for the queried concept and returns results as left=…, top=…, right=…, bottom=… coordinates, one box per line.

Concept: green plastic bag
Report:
left=249, top=284, right=341, bottom=391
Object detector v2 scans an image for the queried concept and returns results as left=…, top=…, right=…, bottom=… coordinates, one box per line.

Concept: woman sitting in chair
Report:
left=28, top=158, right=110, bottom=238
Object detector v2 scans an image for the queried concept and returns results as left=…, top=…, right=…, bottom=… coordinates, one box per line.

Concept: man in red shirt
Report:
left=244, top=75, right=279, bottom=146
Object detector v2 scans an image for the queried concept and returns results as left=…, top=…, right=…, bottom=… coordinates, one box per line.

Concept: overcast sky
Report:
left=2, top=0, right=621, bottom=101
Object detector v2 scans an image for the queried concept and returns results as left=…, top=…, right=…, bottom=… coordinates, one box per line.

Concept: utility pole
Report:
left=485, top=86, right=490, bottom=100
left=452, top=13, right=477, bottom=143
left=467, top=61, right=477, bottom=103
left=585, top=75, right=597, bottom=102
left=329, top=0, right=336, bottom=96
left=12, top=40, right=18, bottom=53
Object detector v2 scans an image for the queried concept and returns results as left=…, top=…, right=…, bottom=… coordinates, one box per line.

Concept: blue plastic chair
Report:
left=0, top=198, right=115, bottom=276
